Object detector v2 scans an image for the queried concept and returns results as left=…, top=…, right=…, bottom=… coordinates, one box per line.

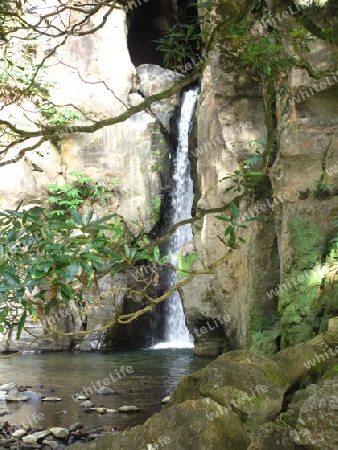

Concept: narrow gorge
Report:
left=0, top=0, right=337, bottom=449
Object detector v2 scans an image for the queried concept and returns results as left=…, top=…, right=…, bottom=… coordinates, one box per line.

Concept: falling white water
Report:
left=153, top=88, right=198, bottom=349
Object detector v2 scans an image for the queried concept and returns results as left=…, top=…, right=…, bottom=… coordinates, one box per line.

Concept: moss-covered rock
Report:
left=278, top=214, right=332, bottom=349
left=169, top=350, right=289, bottom=432
left=70, top=398, right=250, bottom=450
left=271, top=343, right=320, bottom=386
left=193, top=339, right=223, bottom=357
left=324, top=317, right=338, bottom=347
left=248, top=422, right=296, bottom=450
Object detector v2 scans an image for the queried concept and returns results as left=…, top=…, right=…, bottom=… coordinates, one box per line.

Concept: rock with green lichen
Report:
left=271, top=343, right=320, bottom=386
left=250, top=371, right=338, bottom=450
left=69, top=398, right=250, bottom=450
left=168, top=350, right=289, bottom=432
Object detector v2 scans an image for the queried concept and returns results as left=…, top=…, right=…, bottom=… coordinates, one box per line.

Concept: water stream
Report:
left=155, top=87, right=198, bottom=349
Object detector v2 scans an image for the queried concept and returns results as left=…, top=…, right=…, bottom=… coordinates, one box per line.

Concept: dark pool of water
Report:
left=0, top=349, right=212, bottom=429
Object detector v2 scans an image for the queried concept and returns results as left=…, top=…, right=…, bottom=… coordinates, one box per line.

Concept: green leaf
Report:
left=124, top=244, right=130, bottom=258
left=85, top=208, right=94, bottom=226
left=246, top=216, right=261, bottom=222
left=59, top=282, right=73, bottom=302
left=153, top=246, right=160, bottom=261
left=66, top=262, right=80, bottom=282
left=70, top=209, right=83, bottom=225
left=215, top=215, right=232, bottom=222
left=238, top=237, right=246, bottom=244
left=16, top=312, right=27, bottom=339
left=230, top=202, right=239, bottom=220
left=224, top=225, right=234, bottom=237
left=3, top=270, right=20, bottom=286
left=244, top=171, right=264, bottom=177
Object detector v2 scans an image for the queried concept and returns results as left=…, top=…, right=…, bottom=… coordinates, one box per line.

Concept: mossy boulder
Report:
left=324, top=317, right=338, bottom=347
left=248, top=422, right=296, bottom=450
left=169, top=350, right=289, bottom=432
left=271, top=343, right=320, bottom=386
left=70, top=398, right=250, bottom=450
left=282, top=373, right=338, bottom=449
left=253, top=370, right=338, bottom=449
left=193, top=339, right=223, bottom=357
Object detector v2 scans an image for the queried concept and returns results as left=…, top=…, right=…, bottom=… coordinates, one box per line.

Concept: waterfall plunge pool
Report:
left=0, top=349, right=212, bottom=429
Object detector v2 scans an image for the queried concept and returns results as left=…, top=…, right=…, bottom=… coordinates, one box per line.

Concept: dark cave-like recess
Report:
left=126, top=0, right=198, bottom=67
left=126, top=0, right=176, bottom=66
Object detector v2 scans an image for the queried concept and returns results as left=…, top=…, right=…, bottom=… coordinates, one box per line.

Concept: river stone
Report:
left=0, top=382, right=16, bottom=391
left=91, top=407, right=107, bottom=414
left=12, top=428, right=27, bottom=438
left=41, top=397, right=61, bottom=402
left=22, top=435, right=38, bottom=444
left=169, top=350, right=289, bottom=432
left=23, top=391, right=42, bottom=401
left=74, top=395, right=88, bottom=401
left=118, top=405, right=140, bottom=413
left=6, top=391, right=28, bottom=402
left=0, top=392, right=7, bottom=400
left=106, top=408, right=117, bottom=413
left=49, top=427, right=70, bottom=439
left=0, top=407, right=10, bottom=416
left=70, top=398, right=250, bottom=450
left=81, top=400, right=94, bottom=408
left=68, top=423, right=83, bottom=433
left=27, top=429, right=51, bottom=441
left=41, top=440, right=58, bottom=449
left=161, top=396, right=170, bottom=404
left=97, top=387, right=115, bottom=396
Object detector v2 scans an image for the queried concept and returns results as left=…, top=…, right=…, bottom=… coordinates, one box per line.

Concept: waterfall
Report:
left=153, top=87, right=198, bottom=349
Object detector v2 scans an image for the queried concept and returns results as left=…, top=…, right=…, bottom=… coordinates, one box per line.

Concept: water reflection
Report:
left=0, top=349, right=212, bottom=429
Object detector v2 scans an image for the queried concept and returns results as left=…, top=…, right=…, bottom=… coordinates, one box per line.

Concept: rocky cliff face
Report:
left=0, top=3, right=179, bottom=351
left=183, top=0, right=338, bottom=356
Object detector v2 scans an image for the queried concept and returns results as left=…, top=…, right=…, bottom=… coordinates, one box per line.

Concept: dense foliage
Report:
left=0, top=199, right=166, bottom=338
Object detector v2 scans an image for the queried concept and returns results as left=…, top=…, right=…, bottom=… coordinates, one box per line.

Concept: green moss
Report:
left=178, top=252, right=198, bottom=278
left=289, top=216, right=326, bottom=271
left=201, top=289, right=213, bottom=304
left=250, top=328, right=280, bottom=356
left=278, top=266, right=323, bottom=348
left=278, top=214, right=329, bottom=348
left=312, top=257, right=338, bottom=332
left=248, top=266, right=280, bottom=356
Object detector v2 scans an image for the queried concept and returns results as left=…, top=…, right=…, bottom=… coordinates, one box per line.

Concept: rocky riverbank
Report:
left=0, top=382, right=142, bottom=449
left=0, top=420, right=129, bottom=449
left=68, top=318, right=338, bottom=450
